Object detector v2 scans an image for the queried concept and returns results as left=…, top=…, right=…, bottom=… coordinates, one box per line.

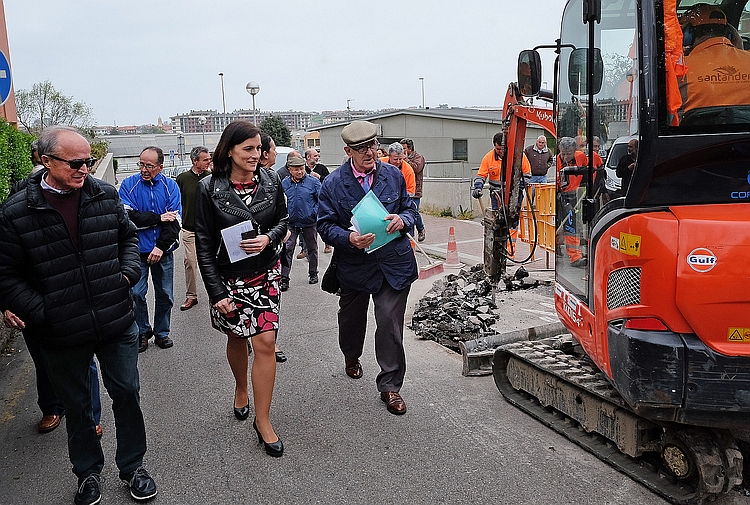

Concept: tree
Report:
left=0, top=118, right=34, bottom=202
left=260, top=115, right=291, bottom=147
left=602, top=52, right=634, bottom=100
left=15, top=80, right=94, bottom=135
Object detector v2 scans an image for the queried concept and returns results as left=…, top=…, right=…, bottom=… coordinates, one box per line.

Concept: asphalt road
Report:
left=0, top=231, right=745, bottom=505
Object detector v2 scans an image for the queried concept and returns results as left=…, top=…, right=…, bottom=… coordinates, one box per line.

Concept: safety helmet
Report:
left=680, top=3, right=727, bottom=28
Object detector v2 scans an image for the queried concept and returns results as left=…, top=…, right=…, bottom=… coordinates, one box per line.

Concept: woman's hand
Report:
left=214, top=297, right=234, bottom=315
left=239, top=234, right=271, bottom=254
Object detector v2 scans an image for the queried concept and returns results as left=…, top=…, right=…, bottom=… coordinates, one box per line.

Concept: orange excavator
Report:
left=486, top=0, right=750, bottom=503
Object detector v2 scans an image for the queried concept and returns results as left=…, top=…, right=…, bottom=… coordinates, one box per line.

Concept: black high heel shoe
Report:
left=253, top=418, right=283, bottom=457
left=234, top=404, right=250, bottom=421
left=233, top=389, right=249, bottom=420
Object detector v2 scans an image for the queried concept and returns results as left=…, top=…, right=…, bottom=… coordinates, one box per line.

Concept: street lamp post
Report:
left=245, top=81, right=260, bottom=125
left=198, top=116, right=207, bottom=147
left=177, top=133, right=185, bottom=162
left=219, top=73, right=226, bottom=115
left=419, top=77, right=425, bottom=109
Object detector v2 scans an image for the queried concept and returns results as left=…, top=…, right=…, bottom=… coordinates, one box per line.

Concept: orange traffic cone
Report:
left=444, top=226, right=465, bottom=269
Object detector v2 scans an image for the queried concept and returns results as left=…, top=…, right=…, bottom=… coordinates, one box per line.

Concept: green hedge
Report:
left=0, top=119, right=33, bottom=203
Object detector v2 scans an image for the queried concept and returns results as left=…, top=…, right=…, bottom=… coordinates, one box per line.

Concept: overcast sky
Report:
left=7, top=0, right=568, bottom=126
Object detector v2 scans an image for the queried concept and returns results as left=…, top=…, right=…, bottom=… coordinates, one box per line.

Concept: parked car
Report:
left=603, top=134, right=638, bottom=196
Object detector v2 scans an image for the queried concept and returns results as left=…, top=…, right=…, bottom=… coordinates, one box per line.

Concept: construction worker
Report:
left=556, top=136, right=591, bottom=267
left=472, top=132, right=531, bottom=256
left=678, top=3, right=750, bottom=124
left=380, top=142, right=416, bottom=196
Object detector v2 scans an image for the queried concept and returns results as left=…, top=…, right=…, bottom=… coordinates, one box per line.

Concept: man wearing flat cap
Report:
left=318, top=120, right=418, bottom=415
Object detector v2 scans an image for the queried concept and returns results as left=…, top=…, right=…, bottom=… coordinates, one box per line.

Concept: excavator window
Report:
left=665, top=1, right=750, bottom=129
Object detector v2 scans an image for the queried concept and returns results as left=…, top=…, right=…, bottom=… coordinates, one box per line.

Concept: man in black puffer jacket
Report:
left=0, top=126, right=157, bottom=505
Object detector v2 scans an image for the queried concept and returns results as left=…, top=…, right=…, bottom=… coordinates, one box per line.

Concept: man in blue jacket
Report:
left=119, top=147, right=182, bottom=352
left=281, top=155, right=322, bottom=289
left=317, top=120, right=418, bottom=415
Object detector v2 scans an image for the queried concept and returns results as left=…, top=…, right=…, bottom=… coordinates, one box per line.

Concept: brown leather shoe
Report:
left=380, top=392, right=406, bottom=415
left=180, top=298, right=198, bottom=311
left=296, top=250, right=307, bottom=259
left=344, top=358, right=363, bottom=379
left=95, top=424, right=103, bottom=438
left=38, top=414, right=63, bottom=433
left=324, top=245, right=332, bottom=254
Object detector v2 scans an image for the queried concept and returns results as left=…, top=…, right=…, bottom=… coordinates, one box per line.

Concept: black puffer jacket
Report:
left=195, top=170, right=288, bottom=304
left=0, top=171, right=140, bottom=348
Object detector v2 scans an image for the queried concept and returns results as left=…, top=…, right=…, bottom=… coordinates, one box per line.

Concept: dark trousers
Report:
left=282, top=225, right=318, bottom=278
left=133, top=253, right=174, bottom=339
left=24, top=333, right=101, bottom=423
left=40, top=322, right=146, bottom=479
left=338, top=281, right=410, bottom=392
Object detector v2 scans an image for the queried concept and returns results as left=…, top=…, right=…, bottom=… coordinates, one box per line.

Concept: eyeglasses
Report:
left=350, top=141, right=379, bottom=155
left=45, top=154, right=97, bottom=170
left=137, top=162, right=160, bottom=170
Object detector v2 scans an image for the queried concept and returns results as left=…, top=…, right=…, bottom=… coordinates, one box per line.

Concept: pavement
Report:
left=0, top=214, right=687, bottom=505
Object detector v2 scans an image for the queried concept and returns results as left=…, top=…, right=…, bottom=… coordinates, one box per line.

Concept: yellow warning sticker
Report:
left=727, top=328, right=750, bottom=342
left=619, top=232, right=641, bottom=257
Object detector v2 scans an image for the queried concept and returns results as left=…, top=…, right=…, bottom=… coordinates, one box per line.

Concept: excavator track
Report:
left=493, top=338, right=743, bottom=505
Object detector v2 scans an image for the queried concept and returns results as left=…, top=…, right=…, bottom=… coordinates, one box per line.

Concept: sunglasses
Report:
left=46, top=154, right=97, bottom=170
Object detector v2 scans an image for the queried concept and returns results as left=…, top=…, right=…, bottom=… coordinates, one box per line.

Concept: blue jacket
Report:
left=119, top=172, right=182, bottom=254
left=282, top=173, right=321, bottom=227
left=317, top=159, right=418, bottom=293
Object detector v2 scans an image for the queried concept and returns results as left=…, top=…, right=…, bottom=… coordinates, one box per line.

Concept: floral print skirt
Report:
left=211, top=261, right=281, bottom=339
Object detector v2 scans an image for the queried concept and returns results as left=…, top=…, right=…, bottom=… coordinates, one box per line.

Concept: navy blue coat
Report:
left=282, top=173, right=321, bottom=227
left=317, top=159, right=418, bottom=293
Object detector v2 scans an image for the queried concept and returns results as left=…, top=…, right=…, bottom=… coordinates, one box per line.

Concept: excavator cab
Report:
left=493, top=0, right=750, bottom=501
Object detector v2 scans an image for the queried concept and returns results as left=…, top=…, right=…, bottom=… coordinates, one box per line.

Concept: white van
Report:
left=604, top=134, right=638, bottom=195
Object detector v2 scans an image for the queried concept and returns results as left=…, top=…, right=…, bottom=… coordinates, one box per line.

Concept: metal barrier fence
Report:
left=518, top=183, right=556, bottom=267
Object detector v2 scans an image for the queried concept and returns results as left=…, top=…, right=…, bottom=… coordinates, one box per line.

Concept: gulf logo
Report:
left=687, top=248, right=717, bottom=272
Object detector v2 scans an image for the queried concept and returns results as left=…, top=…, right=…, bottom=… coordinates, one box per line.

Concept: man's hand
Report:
left=160, top=211, right=179, bottom=222
left=472, top=187, right=483, bottom=199
left=384, top=214, right=404, bottom=234
left=147, top=246, right=164, bottom=264
left=310, top=171, right=321, bottom=179
left=3, top=310, right=25, bottom=329
left=349, top=231, right=376, bottom=250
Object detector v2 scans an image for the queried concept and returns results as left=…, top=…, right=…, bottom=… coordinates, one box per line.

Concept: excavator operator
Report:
left=678, top=3, right=750, bottom=124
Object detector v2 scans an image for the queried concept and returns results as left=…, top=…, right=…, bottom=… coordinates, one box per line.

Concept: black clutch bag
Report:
left=321, top=260, right=340, bottom=294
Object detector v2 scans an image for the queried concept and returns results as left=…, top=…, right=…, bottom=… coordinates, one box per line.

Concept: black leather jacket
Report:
left=194, top=170, right=288, bottom=304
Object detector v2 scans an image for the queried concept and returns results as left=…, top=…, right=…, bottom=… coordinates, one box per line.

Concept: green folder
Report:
left=350, top=191, right=401, bottom=253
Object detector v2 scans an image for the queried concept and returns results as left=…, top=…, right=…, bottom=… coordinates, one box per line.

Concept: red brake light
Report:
left=624, top=318, right=669, bottom=331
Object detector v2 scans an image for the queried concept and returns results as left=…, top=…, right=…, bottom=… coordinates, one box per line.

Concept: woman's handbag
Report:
left=321, top=260, right=340, bottom=294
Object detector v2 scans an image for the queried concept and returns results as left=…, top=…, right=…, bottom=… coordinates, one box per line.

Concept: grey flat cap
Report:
left=341, top=120, right=378, bottom=147
left=288, top=156, right=305, bottom=167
